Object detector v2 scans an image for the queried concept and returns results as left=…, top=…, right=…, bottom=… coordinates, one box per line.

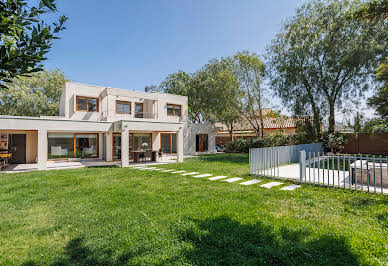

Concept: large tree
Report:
left=266, top=0, right=387, bottom=136
left=0, top=69, right=67, bottom=116
left=198, top=57, right=242, bottom=140
left=0, top=0, right=67, bottom=86
left=233, top=51, right=267, bottom=137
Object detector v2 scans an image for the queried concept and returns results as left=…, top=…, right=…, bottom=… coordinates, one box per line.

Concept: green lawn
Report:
left=0, top=154, right=387, bottom=265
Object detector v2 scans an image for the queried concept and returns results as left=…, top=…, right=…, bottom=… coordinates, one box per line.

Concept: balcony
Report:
left=134, top=112, right=158, bottom=119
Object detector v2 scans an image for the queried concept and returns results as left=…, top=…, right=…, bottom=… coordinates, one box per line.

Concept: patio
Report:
left=1, top=155, right=180, bottom=173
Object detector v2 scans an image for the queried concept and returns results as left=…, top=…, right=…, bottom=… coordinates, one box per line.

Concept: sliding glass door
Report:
left=161, top=133, right=177, bottom=154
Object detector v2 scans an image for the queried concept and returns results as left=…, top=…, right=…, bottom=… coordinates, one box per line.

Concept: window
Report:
left=76, top=96, right=99, bottom=112
left=133, top=133, right=152, bottom=151
left=167, top=104, right=181, bottom=117
left=161, top=133, right=177, bottom=154
left=196, top=134, right=208, bottom=152
left=116, top=100, right=131, bottom=114
left=47, top=133, right=99, bottom=159
left=135, top=103, right=143, bottom=118
left=48, top=133, right=74, bottom=159
left=75, top=134, right=98, bottom=158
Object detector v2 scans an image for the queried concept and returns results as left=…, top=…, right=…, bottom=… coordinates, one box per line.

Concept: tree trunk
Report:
left=228, top=124, right=234, bottom=142
left=328, top=102, right=335, bottom=134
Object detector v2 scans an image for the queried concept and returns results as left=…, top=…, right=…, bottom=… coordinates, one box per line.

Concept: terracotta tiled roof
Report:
left=215, top=116, right=310, bottom=132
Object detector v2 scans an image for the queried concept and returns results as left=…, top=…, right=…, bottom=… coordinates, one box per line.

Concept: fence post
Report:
left=300, top=150, right=306, bottom=181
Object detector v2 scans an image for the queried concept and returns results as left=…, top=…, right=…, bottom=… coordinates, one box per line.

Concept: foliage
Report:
left=159, top=71, right=204, bottom=122
left=321, top=132, right=349, bottom=153
left=367, top=59, right=388, bottom=118
left=0, top=69, right=67, bottom=116
left=0, top=0, right=67, bottom=86
left=348, top=0, right=388, bottom=20
left=233, top=51, right=267, bottom=137
left=266, top=0, right=388, bottom=136
left=197, top=57, right=243, bottom=138
left=224, top=131, right=293, bottom=153
left=362, top=118, right=388, bottom=133
left=0, top=155, right=386, bottom=265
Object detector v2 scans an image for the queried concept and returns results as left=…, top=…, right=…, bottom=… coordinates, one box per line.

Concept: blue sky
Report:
left=44, top=0, right=303, bottom=91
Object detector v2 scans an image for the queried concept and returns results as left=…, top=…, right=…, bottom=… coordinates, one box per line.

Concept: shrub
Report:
left=321, top=132, right=349, bottom=153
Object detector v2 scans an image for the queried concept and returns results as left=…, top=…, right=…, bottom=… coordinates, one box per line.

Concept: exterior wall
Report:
left=61, top=82, right=188, bottom=124
left=184, top=123, right=216, bottom=155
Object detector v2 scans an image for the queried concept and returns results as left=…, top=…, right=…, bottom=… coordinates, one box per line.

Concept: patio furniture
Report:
left=0, top=152, right=12, bottom=170
left=158, top=148, right=162, bottom=160
left=145, top=150, right=152, bottom=162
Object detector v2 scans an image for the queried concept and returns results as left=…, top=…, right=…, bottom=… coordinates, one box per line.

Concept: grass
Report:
left=0, top=153, right=387, bottom=265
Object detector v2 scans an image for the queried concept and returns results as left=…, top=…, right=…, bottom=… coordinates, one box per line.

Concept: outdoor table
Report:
left=133, top=150, right=157, bottom=163
left=0, top=153, right=12, bottom=170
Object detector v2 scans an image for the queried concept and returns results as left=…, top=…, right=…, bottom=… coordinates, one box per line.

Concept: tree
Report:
left=159, top=71, right=205, bottom=123
left=349, top=0, right=388, bottom=20
left=0, top=69, right=67, bottom=116
left=0, top=0, right=67, bottom=86
left=233, top=51, right=267, bottom=137
left=198, top=57, right=242, bottom=140
left=266, top=0, right=388, bottom=136
left=367, top=59, right=388, bottom=118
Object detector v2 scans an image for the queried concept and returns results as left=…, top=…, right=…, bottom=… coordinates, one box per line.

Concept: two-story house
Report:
left=0, top=82, right=215, bottom=170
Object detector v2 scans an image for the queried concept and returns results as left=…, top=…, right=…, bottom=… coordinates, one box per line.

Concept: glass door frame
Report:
left=160, top=133, right=177, bottom=154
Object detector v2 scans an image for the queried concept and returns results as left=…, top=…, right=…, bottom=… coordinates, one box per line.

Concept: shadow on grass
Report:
left=194, top=153, right=249, bottom=164
left=23, top=238, right=133, bottom=266
left=170, top=215, right=359, bottom=265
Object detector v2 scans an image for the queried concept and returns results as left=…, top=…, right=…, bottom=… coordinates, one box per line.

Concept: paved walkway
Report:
left=130, top=166, right=301, bottom=191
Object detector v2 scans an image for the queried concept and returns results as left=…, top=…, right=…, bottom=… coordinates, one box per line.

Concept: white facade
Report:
left=0, top=82, right=215, bottom=169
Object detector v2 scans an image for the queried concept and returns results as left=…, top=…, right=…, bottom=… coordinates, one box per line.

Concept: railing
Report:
left=249, top=143, right=387, bottom=194
left=301, top=152, right=388, bottom=194
left=134, top=112, right=158, bottom=119
left=249, top=143, right=323, bottom=175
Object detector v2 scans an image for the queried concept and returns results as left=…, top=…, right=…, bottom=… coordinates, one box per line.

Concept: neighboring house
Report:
left=0, top=82, right=215, bottom=169
left=215, top=109, right=300, bottom=145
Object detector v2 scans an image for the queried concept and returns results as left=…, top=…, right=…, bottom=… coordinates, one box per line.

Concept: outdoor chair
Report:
left=145, top=150, right=152, bottom=162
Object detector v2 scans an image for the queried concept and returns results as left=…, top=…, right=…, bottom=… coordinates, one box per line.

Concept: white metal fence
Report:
left=249, top=143, right=323, bottom=175
left=249, top=143, right=388, bottom=194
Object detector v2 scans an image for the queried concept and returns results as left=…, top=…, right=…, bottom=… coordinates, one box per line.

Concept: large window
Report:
left=116, top=101, right=131, bottom=114
left=196, top=134, right=208, bottom=152
left=75, top=134, right=98, bottom=158
left=135, top=103, right=144, bottom=118
left=167, top=104, right=181, bottom=117
left=161, top=133, right=177, bottom=154
left=47, top=133, right=98, bottom=159
left=48, top=133, right=74, bottom=159
left=76, top=96, right=99, bottom=112
left=133, top=133, right=152, bottom=151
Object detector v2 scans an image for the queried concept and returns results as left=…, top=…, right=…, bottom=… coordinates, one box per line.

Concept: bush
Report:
left=321, top=132, right=349, bottom=153
left=225, top=131, right=294, bottom=153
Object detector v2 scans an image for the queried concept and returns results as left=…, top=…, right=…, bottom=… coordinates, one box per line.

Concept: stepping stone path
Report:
left=260, top=182, right=283, bottom=189
left=130, top=167, right=301, bottom=191
left=160, top=169, right=175, bottom=172
left=193, top=174, right=212, bottom=178
left=222, top=177, right=244, bottom=183
left=240, top=179, right=261, bottom=185
left=280, top=184, right=301, bottom=191
left=181, top=172, right=199, bottom=176
left=209, top=176, right=228, bottom=181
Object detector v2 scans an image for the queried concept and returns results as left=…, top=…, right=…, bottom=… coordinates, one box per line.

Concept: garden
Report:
left=0, top=154, right=386, bottom=265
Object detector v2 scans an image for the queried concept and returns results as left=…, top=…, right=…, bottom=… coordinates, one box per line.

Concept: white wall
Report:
left=183, top=123, right=216, bottom=155
left=61, top=82, right=188, bottom=124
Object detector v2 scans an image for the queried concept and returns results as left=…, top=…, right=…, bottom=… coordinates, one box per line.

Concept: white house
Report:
left=0, top=82, right=216, bottom=169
